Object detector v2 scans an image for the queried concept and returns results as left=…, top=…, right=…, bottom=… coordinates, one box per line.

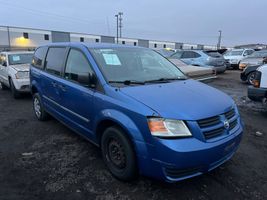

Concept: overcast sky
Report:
left=0, top=0, right=266, bottom=47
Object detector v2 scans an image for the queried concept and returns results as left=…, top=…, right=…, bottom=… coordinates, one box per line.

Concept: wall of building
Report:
left=70, top=33, right=101, bottom=43
left=149, top=41, right=175, bottom=49
left=0, top=25, right=219, bottom=51
left=9, top=27, right=51, bottom=48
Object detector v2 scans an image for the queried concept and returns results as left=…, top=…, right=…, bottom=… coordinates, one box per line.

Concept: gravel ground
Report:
left=0, top=70, right=266, bottom=200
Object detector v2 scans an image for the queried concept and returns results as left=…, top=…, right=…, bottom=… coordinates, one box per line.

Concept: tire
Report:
left=247, top=72, right=256, bottom=85
left=9, top=78, right=20, bottom=99
left=101, top=126, right=137, bottom=181
left=0, top=81, right=8, bottom=90
left=33, top=93, right=49, bottom=121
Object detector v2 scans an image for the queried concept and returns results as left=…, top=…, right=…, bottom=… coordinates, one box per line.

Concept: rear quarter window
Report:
left=204, top=51, right=222, bottom=58
left=32, top=47, right=48, bottom=69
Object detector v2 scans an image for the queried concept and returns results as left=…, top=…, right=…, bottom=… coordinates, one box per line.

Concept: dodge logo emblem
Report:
left=224, top=120, right=230, bottom=129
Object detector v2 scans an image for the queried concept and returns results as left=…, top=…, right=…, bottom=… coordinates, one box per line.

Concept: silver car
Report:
left=239, top=50, right=267, bottom=70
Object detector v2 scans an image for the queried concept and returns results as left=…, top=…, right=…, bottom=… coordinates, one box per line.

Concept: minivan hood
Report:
left=11, top=64, right=30, bottom=72
left=120, top=80, right=233, bottom=120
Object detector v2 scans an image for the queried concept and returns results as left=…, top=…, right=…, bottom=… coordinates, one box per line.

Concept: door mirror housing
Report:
left=78, top=73, right=97, bottom=88
left=88, top=73, right=97, bottom=88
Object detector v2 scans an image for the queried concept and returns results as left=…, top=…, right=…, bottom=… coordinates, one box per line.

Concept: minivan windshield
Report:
left=90, top=48, right=186, bottom=85
left=8, top=53, right=33, bottom=65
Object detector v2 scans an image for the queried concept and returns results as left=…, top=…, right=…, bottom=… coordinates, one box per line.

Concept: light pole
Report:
left=217, top=30, right=222, bottom=50
left=115, top=14, right=119, bottom=43
left=118, top=12, right=123, bottom=38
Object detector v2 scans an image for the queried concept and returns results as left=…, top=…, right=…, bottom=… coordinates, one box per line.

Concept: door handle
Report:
left=51, top=81, right=57, bottom=87
left=58, top=84, right=67, bottom=92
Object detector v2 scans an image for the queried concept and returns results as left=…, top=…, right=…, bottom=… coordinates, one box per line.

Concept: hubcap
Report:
left=249, top=73, right=255, bottom=84
left=108, top=139, right=126, bottom=169
left=34, top=98, right=41, bottom=118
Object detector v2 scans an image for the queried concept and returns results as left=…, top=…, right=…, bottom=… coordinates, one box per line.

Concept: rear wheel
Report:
left=247, top=72, right=256, bottom=85
left=33, top=93, right=49, bottom=121
left=101, top=126, right=137, bottom=181
left=9, top=78, right=20, bottom=99
left=0, top=82, right=8, bottom=90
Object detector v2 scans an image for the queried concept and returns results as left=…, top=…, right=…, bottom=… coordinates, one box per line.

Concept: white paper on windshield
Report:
left=102, top=54, right=121, bottom=65
left=12, top=56, right=21, bottom=61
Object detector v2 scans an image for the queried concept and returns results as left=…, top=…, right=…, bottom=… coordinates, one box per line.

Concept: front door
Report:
left=59, top=48, right=96, bottom=138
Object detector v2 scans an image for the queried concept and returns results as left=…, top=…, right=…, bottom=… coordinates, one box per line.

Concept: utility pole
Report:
left=7, top=26, right=11, bottom=50
left=217, top=30, right=222, bottom=50
left=118, top=12, right=123, bottom=38
left=115, top=14, right=119, bottom=43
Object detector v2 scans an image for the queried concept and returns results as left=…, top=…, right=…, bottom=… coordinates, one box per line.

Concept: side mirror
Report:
left=78, top=73, right=97, bottom=88
left=2, top=61, right=7, bottom=67
left=88, top=73, right=97, bottom=88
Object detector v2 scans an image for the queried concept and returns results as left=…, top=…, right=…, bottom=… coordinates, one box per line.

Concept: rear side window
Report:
left=45, top=47, right=66, bottom=76
left=64, top=49, right=94, bottom=86
left=204, top=51, right=222, bottom=58
left=181, top=51, right=200, bottom=58
left=32, top=47, right=48, bottom=69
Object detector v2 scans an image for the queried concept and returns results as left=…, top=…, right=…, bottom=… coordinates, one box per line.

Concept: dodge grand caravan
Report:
left=30, top=43, right=243, bottom=182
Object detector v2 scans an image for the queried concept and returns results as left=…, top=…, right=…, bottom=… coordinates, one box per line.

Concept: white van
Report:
left=248, top=64, right=267, bottom=104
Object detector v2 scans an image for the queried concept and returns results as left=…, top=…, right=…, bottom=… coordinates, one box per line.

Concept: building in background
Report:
left=0, top=25, right=221, bottom=51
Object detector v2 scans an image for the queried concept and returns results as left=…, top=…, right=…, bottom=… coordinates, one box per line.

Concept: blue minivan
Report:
left=30, top=43, right=243, bottom=182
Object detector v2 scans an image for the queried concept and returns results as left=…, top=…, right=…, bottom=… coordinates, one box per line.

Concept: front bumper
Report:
left=248, top=86, right=267, bottom=101
left=13, top=78, right=30, bottom=92
left=214, top=65, right=226, bottom=73
left=137, top=120, right=243, bottom=182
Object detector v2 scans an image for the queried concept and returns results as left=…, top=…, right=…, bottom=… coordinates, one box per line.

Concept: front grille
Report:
left=203, top=127, right=224, bottom=140
left=165, top=167, right=201, bottom=179
left=225, top=109, right=235, bottom=120
left=229, top=119, right=238, bottom=130
left=198, top=116, right=220, bottom=128
left=197, top=108, right=238, bottom=140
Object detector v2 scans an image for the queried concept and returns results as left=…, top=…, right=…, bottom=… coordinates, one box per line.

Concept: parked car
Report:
left=248, top=64, right=267, bottom=104
left=224, top=48, right=254, bottom=69
left=156, top=48, right=176, bottom=58
left=240, top=65, right=260, bottom=85
left=0, top=51, right=34, bottom=98
left=239, top=50, right=267, bottom=70
left=170, top=50, right=227, bottom=73
left=30, top=43, right=243, bottom=182
left=168, top=58, right=217, bottom=82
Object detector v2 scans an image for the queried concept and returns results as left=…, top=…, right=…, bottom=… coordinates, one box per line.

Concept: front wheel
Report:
left=247, top=72, right=256, bottom=85
left=0, top=81, right=8, bottom=90
left=9, top=79, right=21, bottom=99
left=33, top=93, right=49, bottom=121
left=101, top=126, right=137, bottom=181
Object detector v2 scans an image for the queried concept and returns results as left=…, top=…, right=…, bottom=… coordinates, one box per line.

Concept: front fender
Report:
left=93, top=109, right=150, bottom=157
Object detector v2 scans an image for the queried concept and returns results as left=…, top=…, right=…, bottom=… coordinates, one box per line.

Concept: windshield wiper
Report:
left=145, top=77, right=186, bottom=83
left=109, top=80, right=145, bottom=85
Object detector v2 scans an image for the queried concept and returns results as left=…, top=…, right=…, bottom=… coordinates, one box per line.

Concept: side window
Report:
left=45, top=47, right=66, bottom=76
left=181, top=51, right=193, bottom=58
left=192, top=52, right=201, bottom=58
left=171, top=51, right=182, bottom=59
left=64, top=49, right=94, bottom=86
left=32, top=47, right=48, bottom=69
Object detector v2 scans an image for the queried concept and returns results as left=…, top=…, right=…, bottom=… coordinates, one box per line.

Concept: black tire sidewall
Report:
left=101, top=126, right=137, bottom=181
left=9, top=79, right=20, bottom=98
left=247, top=72, right=256, bottom=85
left=33, top=93, right=48, bottom=121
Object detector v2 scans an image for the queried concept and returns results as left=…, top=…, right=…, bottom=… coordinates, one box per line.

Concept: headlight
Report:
left=147, top=118, right=192, bottom=138
left=15, top=71, right=29, bottom=79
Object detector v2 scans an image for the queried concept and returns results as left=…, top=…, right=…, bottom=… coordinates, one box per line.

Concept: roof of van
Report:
left=43, top=42, right=145, bottom=49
